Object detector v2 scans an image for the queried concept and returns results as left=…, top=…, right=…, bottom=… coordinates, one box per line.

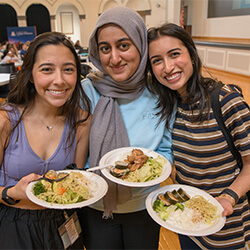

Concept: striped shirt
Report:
left=173, top=84, right=250, bottom=249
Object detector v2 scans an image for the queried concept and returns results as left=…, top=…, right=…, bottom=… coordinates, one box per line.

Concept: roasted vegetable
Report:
left=177, top=188, right=190, bottom=201
left=171, top=189, right=186, bottom=202
left=164, top=192, right=178, bottom=205
left=110, top=166, right=129, bottom=177
left=153, top=190, right=187, bottom=221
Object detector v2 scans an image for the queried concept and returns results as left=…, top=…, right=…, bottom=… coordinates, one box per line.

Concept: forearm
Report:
left=227, top=155, right=250, bottom=198
left=229, top=171, right=250, bottom=199
left=1, top=174, right=41, bottom=204
left=216, top=155, right=250, bottom=215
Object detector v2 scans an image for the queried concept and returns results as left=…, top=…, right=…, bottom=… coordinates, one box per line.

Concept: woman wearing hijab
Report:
left=78, top=7, right=174, bottom=249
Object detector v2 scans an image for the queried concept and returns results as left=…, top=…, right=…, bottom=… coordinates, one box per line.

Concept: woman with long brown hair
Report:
left=0, top=32, right=91, bottom=249
left=147, top=22, right=250, bottom=249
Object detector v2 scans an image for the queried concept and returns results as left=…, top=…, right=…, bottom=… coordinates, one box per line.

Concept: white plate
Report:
left=99, top=147, right=172, bottom=187
left=26, top=170, right=108, bottom=209
left=146, top=184, right=226, bottom=236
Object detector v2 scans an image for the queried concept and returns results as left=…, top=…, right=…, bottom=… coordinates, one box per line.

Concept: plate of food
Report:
left=99, top=147, right=172, bottom=187
left=146, top=184, right=226, bottom=236
left=26, top=170, right=108, bottom=209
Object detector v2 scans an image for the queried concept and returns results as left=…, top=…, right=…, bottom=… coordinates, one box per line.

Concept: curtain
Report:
left=26, top=4, right=51, bottom=35
left=0, top=4, right=18, bottom=43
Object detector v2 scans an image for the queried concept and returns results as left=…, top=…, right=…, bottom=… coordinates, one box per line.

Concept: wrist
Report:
left=2, top=186, right=20, bottom=205
left=219, top=188, right=239, bottom=207
left=218, top=193, right=236, bottom=206
left=7, top=186, right=17, bottom=199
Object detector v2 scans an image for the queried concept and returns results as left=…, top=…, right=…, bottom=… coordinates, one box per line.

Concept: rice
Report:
left=87, top=179, right=98, bottom=197
left=167, top=207, right=208, bottom=230
left=77, top=173, right=97, bottom=198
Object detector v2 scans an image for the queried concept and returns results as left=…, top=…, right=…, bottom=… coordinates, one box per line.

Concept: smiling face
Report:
left=149, top=35, right=193, bottom=97
left=97, top=24, right=140, bottom=82
left=32, top=44, right=77, bottom=108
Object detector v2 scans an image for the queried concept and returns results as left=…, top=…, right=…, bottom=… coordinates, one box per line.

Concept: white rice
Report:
left=166, top=208, right=208, bottom=230
left=87, top=179, right=98, bottom=197
left=77, top=174, right=98, bottom=198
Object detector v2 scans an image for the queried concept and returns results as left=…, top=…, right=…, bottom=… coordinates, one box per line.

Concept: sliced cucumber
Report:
left=52, top=181, right=59, bottom=192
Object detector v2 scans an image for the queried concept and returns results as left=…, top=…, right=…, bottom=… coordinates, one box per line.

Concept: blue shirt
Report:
left=20, top=49, right=26, bottom=57
left=82, top=79, right=174, bottom=213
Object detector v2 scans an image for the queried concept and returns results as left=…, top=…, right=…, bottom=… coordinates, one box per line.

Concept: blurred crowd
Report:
left=0, top=40, right=30, bottom=64
left=0, top=38, right=88, bottom=65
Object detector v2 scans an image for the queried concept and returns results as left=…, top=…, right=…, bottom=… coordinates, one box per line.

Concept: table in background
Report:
left=79, top=54, right=89, bottom=63
left=0, top=73, right=10, bottom=86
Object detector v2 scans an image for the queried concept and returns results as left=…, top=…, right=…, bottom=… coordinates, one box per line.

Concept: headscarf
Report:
left=88, top=6, right=148, bottom=218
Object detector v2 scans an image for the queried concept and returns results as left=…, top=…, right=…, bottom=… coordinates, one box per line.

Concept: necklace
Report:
left=37, top=115, right=58, bottom=131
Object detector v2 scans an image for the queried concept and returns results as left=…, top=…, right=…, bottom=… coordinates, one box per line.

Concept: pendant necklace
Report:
left=37, top=115, right=58, bottom=131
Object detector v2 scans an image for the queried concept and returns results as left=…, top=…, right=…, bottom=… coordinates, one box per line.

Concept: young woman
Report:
left=78, top=7, right=174, bottom=250
left=0, top=32, right=91, bottom=249
left=147, top=22, right=250, bottom=249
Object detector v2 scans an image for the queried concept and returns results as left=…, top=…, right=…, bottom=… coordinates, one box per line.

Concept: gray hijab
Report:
left=88, top=6, right=148, bottom=218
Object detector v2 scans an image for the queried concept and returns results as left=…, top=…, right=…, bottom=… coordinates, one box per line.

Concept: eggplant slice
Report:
left=177, top=188, right=190, bottom=202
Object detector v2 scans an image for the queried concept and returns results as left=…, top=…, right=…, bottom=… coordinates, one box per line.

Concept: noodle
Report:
left=124, top=156, right=164, bottom=182
left=184, top=195, right=219, bottom=225
left=35, top=172, right=92, bottom=205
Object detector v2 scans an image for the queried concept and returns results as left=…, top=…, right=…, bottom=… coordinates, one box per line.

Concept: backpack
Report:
left=210, top=82, right=250, bottom=202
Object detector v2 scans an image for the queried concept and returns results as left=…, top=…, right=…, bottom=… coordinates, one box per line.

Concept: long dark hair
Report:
left=146, top=23, right=217, bottom=128
left=3, top=31, right=91, bottom=149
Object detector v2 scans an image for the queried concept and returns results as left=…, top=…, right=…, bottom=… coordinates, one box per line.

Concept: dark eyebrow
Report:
left=149, top=55, right=159, bottom=61
left=168, top=48, right=181, bottom=53
left=149, top=48, right=181, bottom=61
left=63, top=62, right=76, bottom=67
left=38, top=62, right=76, bottom=68
left=98, top=37, right=131, bottom=47
left=38, top=63, right=53, bottom=68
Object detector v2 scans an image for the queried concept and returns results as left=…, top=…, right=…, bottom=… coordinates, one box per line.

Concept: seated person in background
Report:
left=17, top=41, right=23, bottom=50
left=1, top=46, right=19, bottom=64
left=20, top=43, right=28, bottom=60
left=0, top=43, right=3, bottom=59
left=0, top=31, right=92, bottom=249
left=11, top=43, right=19, bottom=56
left=74, top=40, right=82, bottom=50
left=1, top=41, right=8, bottom=52
left=1, top=43, right=11, bottom=60
left=68, top=36, right=74, bottom=45
left=26, top=41, right=31, bottom=47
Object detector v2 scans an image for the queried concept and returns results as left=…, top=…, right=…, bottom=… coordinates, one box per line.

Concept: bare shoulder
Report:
left=74, top=110, right=92, bottom=168
left=0, top=109, right=12, bottom=148
left=0, top=109, right=11, bottom=133
left=76, top=109, right=92, bottom=137
left=78, top=109, right=92, bottom=125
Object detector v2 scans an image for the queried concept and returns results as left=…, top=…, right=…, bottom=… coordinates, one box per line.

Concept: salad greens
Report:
left=32, top=172, right=90, bottom=205
left=153, top=199, right=184, bottom=221
left=33, top=182, right=46, bottom=196
left=125, top=156, right=166, bottom=182
left=46, top=189, right=84, bottom=204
